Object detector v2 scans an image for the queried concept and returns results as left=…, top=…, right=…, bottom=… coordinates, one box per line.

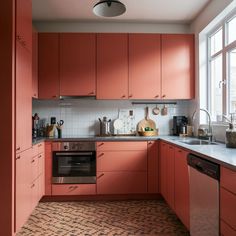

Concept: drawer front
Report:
left=37, top=142, right=45, bottom=154
left=97, top=171, right=147, bottom=194
left=221, top=220, right=236, bottom=236
left=31, top=155, right=38, bottom=182
left=52, top=184, right=96, bottom=196
left=220, top=187, right=236, bottom=230
left=38, top=153, right=44, bottom=176
left=97, top=150, right=147, bottom=172
left=96, top=141, right=147, bottom=151
left=221, top=167, right=236, bottom=195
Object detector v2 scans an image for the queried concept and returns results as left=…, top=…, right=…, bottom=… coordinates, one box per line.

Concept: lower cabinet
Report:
left=96, top=141, right=148, bottom=195
left=52, top=184, right=96, bottom=195
left=45, top=142, right=52, bottom=195
left=159, top=141, right=189, bottom=230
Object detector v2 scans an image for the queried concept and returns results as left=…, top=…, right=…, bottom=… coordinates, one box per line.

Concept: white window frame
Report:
left=207, top=10, right=236, bottom=123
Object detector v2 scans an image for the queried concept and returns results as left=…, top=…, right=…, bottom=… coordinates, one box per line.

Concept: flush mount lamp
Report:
left=93, top=0, right=126, bottom=17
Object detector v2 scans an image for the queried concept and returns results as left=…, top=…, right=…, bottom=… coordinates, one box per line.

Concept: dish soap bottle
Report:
left=225, top=114, right=236, bottom=148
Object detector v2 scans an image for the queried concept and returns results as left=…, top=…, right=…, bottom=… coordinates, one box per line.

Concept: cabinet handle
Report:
left=38, top=144, right=42, bottom=147
left=38, top=155, right=42, bottom=158
left=97, top=173, right=104, bottom=179
left=16, top=155, right=21, bottom=160
left=121, top=95, right=126, bottom=98
left=98, top=142, right=104, bottom=147
left=162, top=95, right=166, bottom=98
left=16, top=147, right=21, bottom=151
left=31, top=159, right=35, bottom=163
left=178, top=150, right=182, bottom=153
left=88, top=91, right=95, bottom=95
left=148, top=141, right=152, bottom=145
left=69, top=186, right=78, bottom=190
left=31, top=184, right=35, bottom=188
left=52, top=95, right=58, bottom=98
left=34, top=93, right=37, bottom=97
left=98, top=153, right=104, bottom=157
left=128, top=94, right=133, bottom=98
left=155, top=95, right=159, bottom=98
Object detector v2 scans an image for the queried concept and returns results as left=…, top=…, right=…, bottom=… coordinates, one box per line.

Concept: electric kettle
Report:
left=98, top=116, right=111, bottom=136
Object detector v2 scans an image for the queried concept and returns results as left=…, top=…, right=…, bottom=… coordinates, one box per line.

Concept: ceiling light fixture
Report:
left=93, top=0, right=126, bottom=17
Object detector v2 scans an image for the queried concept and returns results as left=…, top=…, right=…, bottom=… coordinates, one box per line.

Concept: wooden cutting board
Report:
left=137, top=107, right=156, bottom=132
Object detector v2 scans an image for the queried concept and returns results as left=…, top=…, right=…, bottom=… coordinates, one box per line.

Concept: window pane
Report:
left=228, top=48, right=236, bottom=113
left=227, top=15, right=236, bottom=45
left=210, top=54, right=223, bottom=119
left=210, top=28, right=222, bottom=56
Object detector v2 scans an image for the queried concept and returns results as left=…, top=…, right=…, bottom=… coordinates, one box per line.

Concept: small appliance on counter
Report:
left=172, top=116, right=188, bottom=136
left=98, top=116, right=112, bottom=136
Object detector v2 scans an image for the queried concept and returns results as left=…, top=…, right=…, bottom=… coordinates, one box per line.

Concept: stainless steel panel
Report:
left=52, top=176, right=96, bottom=184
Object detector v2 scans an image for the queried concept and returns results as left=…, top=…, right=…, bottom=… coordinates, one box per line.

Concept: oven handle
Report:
left=55, top=152, right=94, bottom=156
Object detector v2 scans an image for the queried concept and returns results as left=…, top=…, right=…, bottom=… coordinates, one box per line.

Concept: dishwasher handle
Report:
left=187, top=153, right=220, bottom=180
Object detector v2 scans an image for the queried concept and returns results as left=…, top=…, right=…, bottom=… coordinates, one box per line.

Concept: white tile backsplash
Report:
left=33, top=99, right=191, bottom=137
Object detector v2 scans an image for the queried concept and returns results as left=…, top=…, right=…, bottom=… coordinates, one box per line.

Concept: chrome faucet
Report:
left=192, top=108, right=213, bottom=141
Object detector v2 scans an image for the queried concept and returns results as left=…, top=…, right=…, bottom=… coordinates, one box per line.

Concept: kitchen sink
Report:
left=179, top=140, right=218, bottom=145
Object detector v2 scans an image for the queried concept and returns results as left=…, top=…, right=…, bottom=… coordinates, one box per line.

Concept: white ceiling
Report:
left=32, top=0, right=211, bottom=23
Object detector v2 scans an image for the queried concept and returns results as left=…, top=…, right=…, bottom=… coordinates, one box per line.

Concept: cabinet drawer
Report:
left=38, top=153, right=44, bottom=176
left=221, top=167, right=236, bottom=194
left=96, top=141, right=147, bottom=151
left=97, top=150, right=147, bottom=172
left=52, top=184, right=96, bottom=196
left=37, top=142, right=44, bottom=154
left=31, top=155, right=38, bottom=182
left=221, top=220, right=236, bottom=236
left=97, top=171, right=147, bottom=194
left=220, top=187, right=236, bottom=230
left=32, top=144, right=38, bottom=157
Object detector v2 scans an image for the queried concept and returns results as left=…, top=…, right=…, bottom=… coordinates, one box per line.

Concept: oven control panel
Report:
left=52, top=142, right=95, bottom=151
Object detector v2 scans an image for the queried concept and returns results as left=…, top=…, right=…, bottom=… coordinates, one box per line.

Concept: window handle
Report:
left=219, top=80, right=226, bottom=88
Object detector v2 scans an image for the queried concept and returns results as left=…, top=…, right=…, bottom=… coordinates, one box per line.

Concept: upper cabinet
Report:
left=161, top=34, right=195, bottom=99
left=97, top=34, right=128, bottom=99
left=16, top=0, right=32, bottom=51
left=38, top=34, right=60, bottom=99
left=129, top=34, right=161, bottom=99
left=32, top=27, right=38, bottom=98
left=60, top=33, right=96, bottom=96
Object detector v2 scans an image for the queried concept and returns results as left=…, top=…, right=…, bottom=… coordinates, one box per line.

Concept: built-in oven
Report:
left=52, top=142, right=96, bottom=184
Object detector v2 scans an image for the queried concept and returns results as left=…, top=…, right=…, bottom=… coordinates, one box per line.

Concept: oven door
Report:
left=52, top=151, right=96, bottom=184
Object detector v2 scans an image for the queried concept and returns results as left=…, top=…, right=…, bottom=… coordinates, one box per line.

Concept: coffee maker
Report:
left=173, top=116, right=188, bottom=136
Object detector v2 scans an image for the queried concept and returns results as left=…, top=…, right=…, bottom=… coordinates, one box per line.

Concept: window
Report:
left=207, top=12, right=236, bottom=121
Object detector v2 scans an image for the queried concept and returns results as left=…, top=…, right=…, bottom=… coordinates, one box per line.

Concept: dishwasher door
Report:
left=188, top=155, right=219, bottom=236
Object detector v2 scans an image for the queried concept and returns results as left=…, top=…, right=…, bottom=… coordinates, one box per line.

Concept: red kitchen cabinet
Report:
left=45, top=142, right=52, bottom=196
left=147, top=141, right=159, bottom=193
left=161, top=34, right=194, bottom=99
left=38, top=33, right=60, bottom=99
left=96, top=141, right=147, bottom=195
left=97, top=172, right=147, bottom=194
left=16, top=0, right=32, bottom=51
left=16, top=41, right=32, bottom=153
left=97, top=34, right=128, bottom=99
left=15, top=149, right=32, bottom=233
left=32, top=27, right=38, bottom=98
left=174, top=147, right=190, bottom=229
left=60, top=33, right=96, bottom=96
left=52, top=184, right=96, bottom=196
left=129, top=34, right=161, bottom=99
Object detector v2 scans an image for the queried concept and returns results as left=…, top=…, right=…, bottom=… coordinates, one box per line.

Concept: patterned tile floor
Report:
left=17, top=199, right=190, bottom=236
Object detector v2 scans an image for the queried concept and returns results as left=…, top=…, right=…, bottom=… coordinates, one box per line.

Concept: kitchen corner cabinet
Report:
left=147, top=141, right=159, bottom=193
left=174, top=147, right=190, bottom=229
left=16, top=0, right=32, bottom=51
left=32, top=27, right=38, bottom=98
left=220, top=167, right=236, bottom=234
left=38, top=33, right=60, bottom=99
left=96, top=141, right=147, bottom=194
left=97, top=34, right=129, bottom=99
left=129, top=34, right=161, bottom=99
left=16, top=41, right=32, bottom=153
left=161, top=34, right=194, bottom=99
left=60, top=33, right=96, bottom=96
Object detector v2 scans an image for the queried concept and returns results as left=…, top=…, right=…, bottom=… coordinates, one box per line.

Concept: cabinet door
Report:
left=147, top=141, right=159, bottom=193
left=160, top=142, right=168, bottom=200
left=161, top=34, right=194, bottom=99
left=97, top=34, right=128, bottom=99
left=45, top=143, right=52, bottom=195
left=129, top=34, right=161, bottom=99
left=97, top=172, right=147, bottom=194
left=97, top=150, right=147, bottom=172
left=174, top=147, right=190, bottom=229
left=166, top=145, right=175, bottom=210
left=15, top=149, right=31, bottom=232
left=16, top=42, right=32, bottom=153
left=38, top=34, right=59, bottom=99
left=60, top=33, right=96, bottom=96
left=16, top=0, right=32, bottom=51
left=32, top=27, right=38, bottom=98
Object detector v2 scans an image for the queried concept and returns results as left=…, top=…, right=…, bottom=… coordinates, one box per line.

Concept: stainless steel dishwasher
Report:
left=187, top=154, right=220, bottom=236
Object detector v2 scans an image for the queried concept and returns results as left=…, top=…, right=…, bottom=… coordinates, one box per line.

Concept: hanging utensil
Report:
left=152, top=105, right=160, bottom=115
left=161, top=105, right=168, bottom=116
left=57, top=120, right=64, bottom=127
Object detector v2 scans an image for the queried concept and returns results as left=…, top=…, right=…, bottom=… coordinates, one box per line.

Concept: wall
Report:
left=33, top=99, right=191, bottom=137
